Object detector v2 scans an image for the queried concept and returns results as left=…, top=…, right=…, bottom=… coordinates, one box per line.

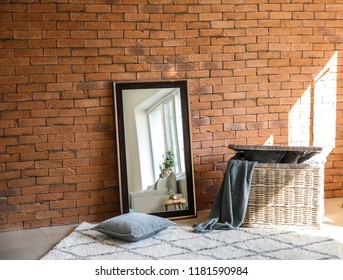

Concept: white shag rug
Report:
left=41, top=222, right=343, bottom=260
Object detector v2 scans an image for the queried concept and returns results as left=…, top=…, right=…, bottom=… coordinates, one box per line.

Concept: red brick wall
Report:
left=1, top=0, right=343, bottom=231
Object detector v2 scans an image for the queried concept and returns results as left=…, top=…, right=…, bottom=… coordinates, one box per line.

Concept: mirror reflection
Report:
left=114, top=81, right=196, bottom=218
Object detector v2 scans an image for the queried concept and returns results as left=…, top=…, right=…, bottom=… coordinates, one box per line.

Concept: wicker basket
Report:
left=243, top=163, right=324, bottom=230
left=228, top=144, right=325, bottom=230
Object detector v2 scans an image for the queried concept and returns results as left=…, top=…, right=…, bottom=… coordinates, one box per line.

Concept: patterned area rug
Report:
left=42, top=222, right=343, bottom=260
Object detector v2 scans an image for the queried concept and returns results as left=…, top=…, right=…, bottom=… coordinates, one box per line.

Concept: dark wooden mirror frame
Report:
left=113, top=80, right=196, bottom=219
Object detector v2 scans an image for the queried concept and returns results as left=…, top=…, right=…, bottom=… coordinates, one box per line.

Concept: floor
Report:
left=0, top=197, right=342, bottom=260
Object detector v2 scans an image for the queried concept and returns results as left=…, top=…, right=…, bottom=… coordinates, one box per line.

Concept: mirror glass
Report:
left=113, top=80, right=196, bottom=218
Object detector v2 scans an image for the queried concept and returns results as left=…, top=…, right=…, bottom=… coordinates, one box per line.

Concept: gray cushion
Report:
left=93, top=212, right=175, bottom=242
left=243, top=150, right=285, bottom=163
left=156, top=172, right=177, bottom=193
left=146, top=182, right=157, bottom=191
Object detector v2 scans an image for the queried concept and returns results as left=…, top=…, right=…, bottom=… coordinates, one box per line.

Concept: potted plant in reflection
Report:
left=159, top=150, right=175, bottom=178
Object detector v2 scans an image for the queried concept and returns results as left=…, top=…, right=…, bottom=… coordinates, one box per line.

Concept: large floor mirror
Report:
left=113, top=80, right=196, bottom=219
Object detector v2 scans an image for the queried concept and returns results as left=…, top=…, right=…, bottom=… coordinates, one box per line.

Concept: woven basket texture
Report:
left=243, top=163, right=324, bottom=230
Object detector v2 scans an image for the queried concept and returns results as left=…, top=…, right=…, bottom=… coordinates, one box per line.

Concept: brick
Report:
left=18, top=135, right=46, bottom=145
left=22, top=203, right=49, bottom=213
left=77, top=166, right=102, bottom=175
left=61, top=208, right=89, bottom=218
left=8, top=178, right=36, bottom=188
left=57, top=73, right=84, bottom=83
left=6, top=161, right=34, bottom=171
left=7, top=213, right=35, bottom=223
left=36, top=209, right=62, bottom=220
left=63, top=189, right=89, bottom=200
left=47, top=117, right=73, bottom=126
left=50, top=200, right=77, bottom=209
left=47, top=152, right=74, bottom=161
left=234, top=68, right=256, bottom=76
left=23, top=218, right=51, bottom=229
left=234, top=115, right=257, bottom=123
left=64, top=174, right=90, bottom=184
left=35, top=174, right=64, bottom=185
left=125, top=13, right=150, bottom=22
left=29, top=55, right=58, bottom=65
left=28, top=3, right=56, bottom=12
left=235, top=20, right=258, bottom=28
left=0, top=153, right=19, bottom=163
left=4, top=127, right=33, bottom=136
left=61, top=125, right=87, bottom=135
left=31, top=73, right=58, bottom=83
left=6, top=143, right=35, bottom=154
left=8, top=194, right=36, bottom=205
left=49, top=167, right=76, bottom=176
left=77, top=197, right=102, bottom=207
left=2, top=107, right=31, bottom=120
left=33, top=126, right=61, bottom=136
left=18, top=117, right=46, bottom=127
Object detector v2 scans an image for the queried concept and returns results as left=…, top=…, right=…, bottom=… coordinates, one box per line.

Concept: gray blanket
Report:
left=194, top=160, right=256, bottom=232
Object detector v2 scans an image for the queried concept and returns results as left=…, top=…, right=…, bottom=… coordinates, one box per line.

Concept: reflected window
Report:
left=148, top=91, right=184, bottom=179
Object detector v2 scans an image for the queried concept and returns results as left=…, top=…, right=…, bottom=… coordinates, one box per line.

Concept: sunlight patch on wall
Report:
left=288, top=86, right=311, bottom=146
left=312, top=52, right=337, bottom=157
left=264, top=134, right=274, bottom=145
left=288, top=52, right=337, bottom=156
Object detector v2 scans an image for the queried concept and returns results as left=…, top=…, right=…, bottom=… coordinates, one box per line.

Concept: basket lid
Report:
left=228, top=144, right=322, bottom=153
